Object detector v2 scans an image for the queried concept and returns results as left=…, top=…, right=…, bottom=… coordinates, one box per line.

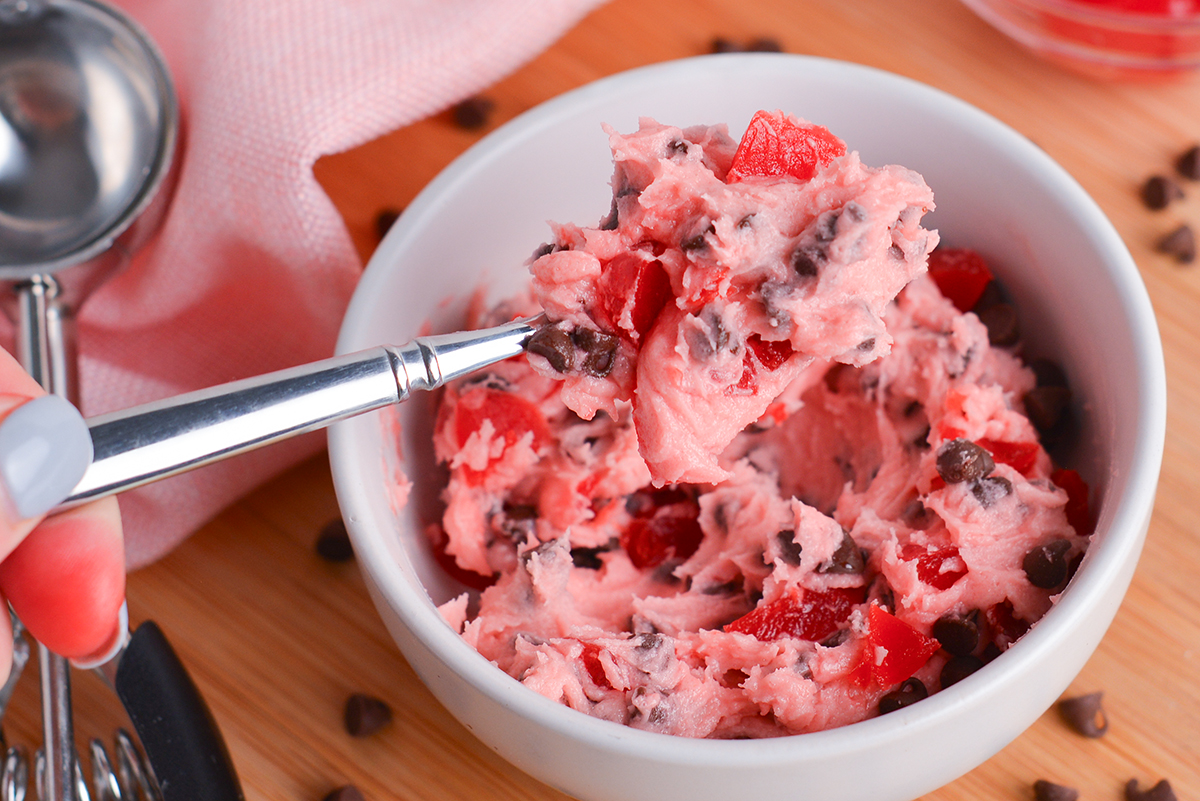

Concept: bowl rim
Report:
left=961, top=0, right=1200, bottom=27
left=331, top=52, right=1167, bottom=763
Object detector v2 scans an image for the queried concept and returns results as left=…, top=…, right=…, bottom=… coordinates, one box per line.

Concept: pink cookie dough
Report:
left=421, top=112, right=1091, bottom=739
left=524, top=110, right=937, bottom=485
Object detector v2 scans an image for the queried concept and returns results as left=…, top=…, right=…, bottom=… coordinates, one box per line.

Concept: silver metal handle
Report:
left=64, top=315, right=542, bottom=507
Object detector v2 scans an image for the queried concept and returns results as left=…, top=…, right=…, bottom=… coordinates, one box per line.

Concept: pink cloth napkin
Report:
left=1, top=0, right=606, bottom=568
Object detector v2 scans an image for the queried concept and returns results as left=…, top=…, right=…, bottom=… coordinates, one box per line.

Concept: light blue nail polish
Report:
left=0, top=395, right=93, bottom=520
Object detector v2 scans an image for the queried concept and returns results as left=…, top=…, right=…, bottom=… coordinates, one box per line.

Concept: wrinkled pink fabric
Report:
left=0, top=0, right=605, bottom=568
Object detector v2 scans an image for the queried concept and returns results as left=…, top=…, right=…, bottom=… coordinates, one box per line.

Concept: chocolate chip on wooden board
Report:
left=322, top=786, right=366, bottom=801
left=1156, top=224, right=1196, bottom=263
left=316, top=518, right=355, bottom=562
left=1176, top=144, right=1200, bottom=181
left=374, top=207, right=402, bottom=240
left=1033, top=780, right=1080, bottom=801
left=1141, top=175, right=1184, bottom=210
left=710, top=36, right=783, bottom=54
left=1126, top=778, right=1178, bottom=801
left=344, top=693, right=393, bottom=737
left=451, top=96, right=495, bottom=130
left=1057, top=690, right=1108, bottom=737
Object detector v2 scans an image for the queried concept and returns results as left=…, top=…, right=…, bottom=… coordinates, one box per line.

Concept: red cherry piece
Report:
left=1051, top=468, right=1092, bottom=535
left=599, top=253, right=673, bottom=341
left=861, top=604, right=941, bottom=687
left=977, top=438, right=1040, bottom=476
left=725, top=586, right=865, bottom=642
left=728, top=110, right=846, bottom=183
left=900, top=543, right=968, bottom=591
left=746, top=334, right=794, bottom=370
left=927, top=248, right=995, bottom=313
left=620, top=504, right=703, bottom=569
left=581, top=643, right=612, bottom=688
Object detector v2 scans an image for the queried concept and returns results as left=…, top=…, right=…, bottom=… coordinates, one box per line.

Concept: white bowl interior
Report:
left=330, top=54, right=1165, bottom=801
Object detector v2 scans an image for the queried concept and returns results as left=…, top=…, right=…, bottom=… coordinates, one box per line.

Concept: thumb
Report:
left=0, top=393, right=94, bottom=557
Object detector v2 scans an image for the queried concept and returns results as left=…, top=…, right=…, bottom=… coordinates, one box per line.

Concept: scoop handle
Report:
left=64, top=316, right=540, bottom=506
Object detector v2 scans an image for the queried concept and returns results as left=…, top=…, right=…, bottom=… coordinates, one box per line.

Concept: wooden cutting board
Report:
left=3, top=0, right=1197, bottom=799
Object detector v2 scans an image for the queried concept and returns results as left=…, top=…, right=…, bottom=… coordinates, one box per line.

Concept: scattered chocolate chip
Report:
left=374, top=208, right=401, bottom=240
left=932, top=611, right=980, bottom=656
left=791, top=244, right=824, bottom=278
left=972, top=475, right=1013, bottom=507
left=573, top=328, right=619, bottom=377
left=710, top=36, right=742, bottom=53
left=532, top=242, right=556, bottom=260
left=818, top=531, right=866, bottom=574
left=976, top=302, right=1020, bottom=346
left=527, top=325, right=574, bottom=373
left=936, top=439, right=995, bottom=484
left=451, top=96, right=495, bottom=130
left=776, top=530, right=803, bottom=566
left=1126, top=778, right=1177, bottom=801
left=857, top=337, right=876, bottom=352
left=1024, top=385, right=1072, bottom=433
left=1157, top=223, right=1196, bottom=263
left=1058, top=691, right=1108, bottom=737
left=1023, top=538, right=1072, bottom=588
left=1141, top=174, right=1184, bottom=210
left=940, top=654, right=984, bottom=688
left=1033, top=779, right=1079, bottom=801
left=316, top=519, right=355, bottom=562
left=1177, top=144, right=1200, bottom=180
left=709, top=36, right=784, bottom=53
left=343, top=693, right=392, bottom=737
left=322, top=786, right=366, bottom=801
left=878, top=678, right=928, bottom=714
left=667, top=138, right=689, bottom=157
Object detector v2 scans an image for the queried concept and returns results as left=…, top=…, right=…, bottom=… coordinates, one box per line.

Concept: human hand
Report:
left=0, top=347, right=126, bottom=684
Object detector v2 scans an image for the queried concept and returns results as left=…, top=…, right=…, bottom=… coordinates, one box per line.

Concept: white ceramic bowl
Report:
left=330, top=54, right=1166, bottom=801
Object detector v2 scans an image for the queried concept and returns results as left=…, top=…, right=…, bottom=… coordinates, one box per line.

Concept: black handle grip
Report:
left=114, top=620, right=244, bottom=801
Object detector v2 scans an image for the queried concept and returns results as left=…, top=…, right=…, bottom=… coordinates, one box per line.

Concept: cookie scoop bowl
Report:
left=330, top=54, right=1166, bottom=801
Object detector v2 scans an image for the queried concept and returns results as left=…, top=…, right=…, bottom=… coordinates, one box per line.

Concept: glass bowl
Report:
left=960, top=0, right=1200, bottom=77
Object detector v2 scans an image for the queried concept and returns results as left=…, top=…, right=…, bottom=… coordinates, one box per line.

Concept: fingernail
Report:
left=0, top=395, right=93, bottom=520
left=71, top=600, right=129, bottom=670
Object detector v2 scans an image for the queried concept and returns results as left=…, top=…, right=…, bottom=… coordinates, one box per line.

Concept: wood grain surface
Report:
left=5, top=0, right=1198, bottom=799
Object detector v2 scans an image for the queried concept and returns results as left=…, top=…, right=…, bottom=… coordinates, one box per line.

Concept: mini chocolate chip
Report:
left=791, top=245, right=823, bottom=278
left=322, top=786, right=366, bottom=801
left=940, top=654, right=984, bottom=688
left=667, top=138, right=689, bottom=157
left=577, top=334, right=618, bottom=377
left=971, top=475, right=1012, bottom=507
left=1033, top=780, right=1079, bottom=801
left=1157, top=224, right=1196, bottom=263
left=736, top=214, right=755, bottom=229
left=936, top=439, right=995, bottom=483
left=1177, top=144, right=1200, bottom=180
left=1058, top=691, right=1108, bottom=737
left=1023, top=538, right=1072, bottom=588
left=857, top=337, right=876, bottom=352
left=932, top=612, right=980, bottom=656
left=344, top=693, right=392, bottom=737
left=710, top=36, right=743, bottom=53
left=1024, top=385, right=1072, bottom=433
left=571, top=547, right=605, bottom=570
left=776, top=530, right=803, bottom=566
left=316, top=519, right=355, bottom=562
left=527, top=326, right=574, bottom=373
left=451, top=96, right=495, bottom=130
left=818, top=531, right=866, bottom=574
left=878, top=678, right=928, bottom=714
left=374, top=208, right=401, bottom=240
left=1141, top=174, right=1184, bottom=210
left=976, top=302, right=1020, bottom=346
left=1126, top=779, right=1177, bottom=801
left=532, top=242, right=556, bottom=260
